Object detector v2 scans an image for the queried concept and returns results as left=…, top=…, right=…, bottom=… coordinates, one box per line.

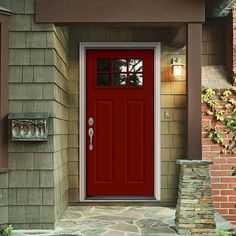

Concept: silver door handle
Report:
left=88, top=128, right=94, bottom=151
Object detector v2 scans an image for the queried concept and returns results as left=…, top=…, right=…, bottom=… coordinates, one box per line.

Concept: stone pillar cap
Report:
left=176, top=159, right=213, bottom=166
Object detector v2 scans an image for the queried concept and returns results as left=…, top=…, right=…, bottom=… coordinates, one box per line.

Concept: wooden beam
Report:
left=187, top=23, right=202, bottom=160
left=0, top=15, right=9, bottom=170
left=36, top=0, right=205, bottom=23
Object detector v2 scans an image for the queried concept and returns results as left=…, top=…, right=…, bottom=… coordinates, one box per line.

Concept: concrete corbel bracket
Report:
left=8, top=112, right=51, bottom=141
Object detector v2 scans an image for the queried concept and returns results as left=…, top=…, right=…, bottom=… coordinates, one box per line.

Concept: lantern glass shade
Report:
left=172, top=65, right=183, bottom=78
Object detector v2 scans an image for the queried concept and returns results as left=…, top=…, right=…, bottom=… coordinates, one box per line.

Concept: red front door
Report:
left=86, top=49, right=154, bottom=197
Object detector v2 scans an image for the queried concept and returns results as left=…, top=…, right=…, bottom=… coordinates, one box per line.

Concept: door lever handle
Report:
left=88, top=128, right=94, bottom=151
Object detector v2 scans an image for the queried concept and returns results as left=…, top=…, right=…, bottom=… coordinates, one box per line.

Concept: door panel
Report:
left=95, top=100, right=114, bottom=182
left=126, top=100, right=144, bottom=182
left=86, top=49, right=154, bottom=197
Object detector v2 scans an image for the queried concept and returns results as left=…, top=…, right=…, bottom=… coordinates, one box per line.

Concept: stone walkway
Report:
left=55, top=206, right=177, bottom=236
left=13, top=206, right=234, bottom=236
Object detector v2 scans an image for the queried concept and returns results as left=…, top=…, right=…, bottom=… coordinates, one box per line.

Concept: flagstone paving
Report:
left=53, top=206, right=177, bottom=236
left=12, top=206, right=234, bottom=236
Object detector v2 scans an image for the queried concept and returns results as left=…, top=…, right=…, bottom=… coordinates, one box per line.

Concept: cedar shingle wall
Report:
left=0, top=173, right=8, bottom=224
left=0, top=0, right=69, bottom=229
left=202, top=20, right=226, bottom=66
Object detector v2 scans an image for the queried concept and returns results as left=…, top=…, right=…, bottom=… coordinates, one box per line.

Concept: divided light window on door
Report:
left=97, top=59, right=144, bottom=87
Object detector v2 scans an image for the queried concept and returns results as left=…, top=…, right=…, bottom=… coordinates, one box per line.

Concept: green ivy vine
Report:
left=202, top=87, right=236, bottom=153
left=202, top=85, right=236, bottom=176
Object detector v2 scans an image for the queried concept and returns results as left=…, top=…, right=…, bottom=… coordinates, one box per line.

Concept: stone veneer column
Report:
left=175, top=160, right=216, bottom=235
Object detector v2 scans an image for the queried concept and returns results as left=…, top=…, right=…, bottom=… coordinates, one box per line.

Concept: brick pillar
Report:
left=175, top=160, right=216, bottom=235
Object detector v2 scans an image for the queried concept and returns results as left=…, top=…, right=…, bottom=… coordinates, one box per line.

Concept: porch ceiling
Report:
left=69, top=25, right=186, bottom=48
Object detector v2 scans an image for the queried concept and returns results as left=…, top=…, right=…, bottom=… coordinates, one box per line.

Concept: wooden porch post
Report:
left=187, top=23, right=202, bottom=160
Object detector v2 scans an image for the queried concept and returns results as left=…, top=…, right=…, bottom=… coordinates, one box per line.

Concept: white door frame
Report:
left=79, top=42, right=161, bottom=202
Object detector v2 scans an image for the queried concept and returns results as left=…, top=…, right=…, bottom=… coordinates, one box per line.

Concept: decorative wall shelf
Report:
left=8, top=113, right=50, bottom=141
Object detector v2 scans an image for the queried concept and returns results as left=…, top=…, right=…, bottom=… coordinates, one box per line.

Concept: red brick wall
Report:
left=202, top=99, right=236, bottom=225
left=233, top=8, right=236, bottom=77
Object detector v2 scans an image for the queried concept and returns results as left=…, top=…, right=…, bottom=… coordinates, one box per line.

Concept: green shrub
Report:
left=0, top=225, right=13, bottom=236
left=219, top=228, right=236, bottom=236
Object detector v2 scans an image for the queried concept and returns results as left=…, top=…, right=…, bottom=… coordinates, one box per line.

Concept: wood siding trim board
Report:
left=0, top=14, right=10, bottom=171
left=35, top=0, right=205, bottom=23
left=187, top=24, right=202, bottom=160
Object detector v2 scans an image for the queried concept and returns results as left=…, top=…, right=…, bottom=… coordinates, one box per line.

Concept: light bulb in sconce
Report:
left=171, top=58, right=184, bottom=79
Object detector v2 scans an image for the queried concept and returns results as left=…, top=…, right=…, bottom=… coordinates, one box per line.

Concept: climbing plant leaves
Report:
left=202, top=87, right=236, bottom=178
left=202, top=87, right=236, bottom=153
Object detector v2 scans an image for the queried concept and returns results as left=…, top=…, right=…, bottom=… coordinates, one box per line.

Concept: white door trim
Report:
left=79, top=42, right=161, bottom=202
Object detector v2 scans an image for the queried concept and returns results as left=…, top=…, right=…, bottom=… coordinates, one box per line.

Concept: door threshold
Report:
left=85, top=196, right=157, bottom=202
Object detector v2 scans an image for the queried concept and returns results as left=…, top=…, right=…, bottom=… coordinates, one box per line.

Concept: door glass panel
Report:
left=97, top=74, right=111, bottom=86
left=97, top=59, right=111, bottom=72
left=96, top=58, right=144, bottom=87
left=128, top=73, right=143, bottom=86
left=113, top=73, right=127, bottom=86
left=113, top=59, right=127, bottom=73
left=128, top=59, right=143, bottom=72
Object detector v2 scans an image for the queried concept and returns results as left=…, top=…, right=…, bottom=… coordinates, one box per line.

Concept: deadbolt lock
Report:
left=88, top=117, right=94, bottom=126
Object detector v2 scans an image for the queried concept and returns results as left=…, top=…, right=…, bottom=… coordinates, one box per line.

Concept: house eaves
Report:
left=0, top=6, right=12, bottom=15
left=206, top=0, right=234, bottom=18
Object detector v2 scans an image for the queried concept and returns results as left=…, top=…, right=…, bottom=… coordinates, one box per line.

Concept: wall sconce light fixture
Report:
left=171, top=57, right=184, bottom=78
